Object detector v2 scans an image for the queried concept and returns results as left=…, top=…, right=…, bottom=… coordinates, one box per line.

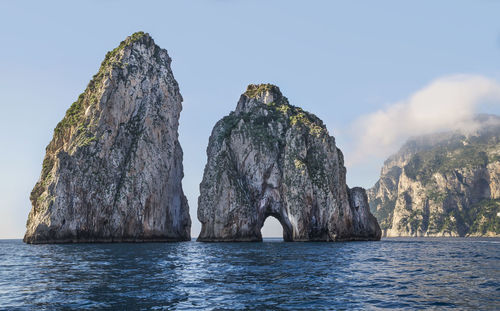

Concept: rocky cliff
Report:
left=368, top=115, right=500, bottom=237
left=197, top=84, right=381, bottom=242
left=24, top=32, right=191, bottom=243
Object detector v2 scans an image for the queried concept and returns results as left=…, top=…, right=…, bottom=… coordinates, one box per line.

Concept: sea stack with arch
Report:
left=197, top=84, right=381, bottom=242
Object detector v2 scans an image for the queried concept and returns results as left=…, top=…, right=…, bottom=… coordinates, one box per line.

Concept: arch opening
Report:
left=260, top=214, right=293, bottom=242
left=261, top=215, right=283, bottom=240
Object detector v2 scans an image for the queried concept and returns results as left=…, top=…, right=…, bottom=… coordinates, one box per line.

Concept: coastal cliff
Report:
left=24, top=32, right=191, bottom=243
left=197, top=84, right=381, bottom=242
left=368, top=115, right=500, bottom=237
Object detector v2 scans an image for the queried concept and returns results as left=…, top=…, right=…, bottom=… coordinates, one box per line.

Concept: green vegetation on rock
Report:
left=426, top=190, right=447, bottom=203
left=404, top=138, right=491, bottom=185
left=369, top=117, right=500, bottom=237
left=217, top=85, right=326, bottom=147
left=370, top=197, right=395, bottom=230
left=41, top=157, right=54, bottom=180
left=53, top=31, right=147, bottom=143
left=32, top=32, right=150, bottom=208
left=244, top=83, right=279, bottom=98
left=199, top=83, right=382, bottom=242
left=468, top=199, right=500, bottom=235
left=213, top=84, right=333, bottom=196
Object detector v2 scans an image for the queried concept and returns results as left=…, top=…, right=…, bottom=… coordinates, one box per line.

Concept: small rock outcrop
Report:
left=368, top=115, right=500, bottom=237
left=24, top=32, right=191, bottom=243
left=197, top=84, right=381, bottom=242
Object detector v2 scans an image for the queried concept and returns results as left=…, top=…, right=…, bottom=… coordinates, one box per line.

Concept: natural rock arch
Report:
left=197, top=84, right=381, bottom=242
left=258, top=208, right=293, bottom=241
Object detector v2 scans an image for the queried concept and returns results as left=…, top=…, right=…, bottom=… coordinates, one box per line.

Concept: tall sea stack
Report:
left=24, top=32, right=191, bottom=243
left=197, top=84, right=381, bottom=241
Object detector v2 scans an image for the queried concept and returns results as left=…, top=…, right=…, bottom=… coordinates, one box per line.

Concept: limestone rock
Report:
left=368, top=115, right=500, bottom=237
left=197, top=84, right=381, bottom=242
left=24, top=32, right=191, bottom=243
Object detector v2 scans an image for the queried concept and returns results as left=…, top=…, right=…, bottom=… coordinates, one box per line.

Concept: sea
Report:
left=0, top=238, right=498, bottom=310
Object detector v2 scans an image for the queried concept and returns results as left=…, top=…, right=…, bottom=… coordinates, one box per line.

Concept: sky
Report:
left=0, top=0, right=499, bottom=239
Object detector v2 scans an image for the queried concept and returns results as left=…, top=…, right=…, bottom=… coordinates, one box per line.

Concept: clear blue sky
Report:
left=0, top=0, right=499, bottom=238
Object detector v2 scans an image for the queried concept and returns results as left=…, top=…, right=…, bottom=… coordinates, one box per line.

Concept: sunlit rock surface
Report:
left=24, top=32, right=191, bottom=243
left=197, top=84, right=381, bottom=242
left=368, top=115, right=500, bottom=237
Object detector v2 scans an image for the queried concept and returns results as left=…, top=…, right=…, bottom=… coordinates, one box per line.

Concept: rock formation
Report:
left=197, top=84, right=381, bottom=242
left=368, top=115, right=500, bottom=237
left=24, top=32, right=191, bottom=243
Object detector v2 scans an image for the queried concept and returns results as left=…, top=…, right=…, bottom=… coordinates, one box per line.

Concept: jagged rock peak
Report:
left=109, top=31, right=153, bottom=50
left=24, top=32, right=191, bottom=243
left=244, top=83, right=282, bottom=98
left=235, top=84, right=286, bottom=114
left=197, top=84, right=381, bottom=242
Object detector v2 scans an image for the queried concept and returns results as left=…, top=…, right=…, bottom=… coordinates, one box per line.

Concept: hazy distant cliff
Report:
left=24, top=32, right=191, bottom=243
left=198, top=84, right=381, bottom=242
left=368, top=115, right=500, bottom=237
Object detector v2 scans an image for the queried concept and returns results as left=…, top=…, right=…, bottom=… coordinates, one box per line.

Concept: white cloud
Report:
left=348, top=74, right=500, bottom=165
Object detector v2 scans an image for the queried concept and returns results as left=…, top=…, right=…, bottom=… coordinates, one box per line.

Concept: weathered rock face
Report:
left=368, top=115, right=500, bottom=237
left=197, top=84, right=381, bottom=242
left=24, top=32, right=191, bottom=243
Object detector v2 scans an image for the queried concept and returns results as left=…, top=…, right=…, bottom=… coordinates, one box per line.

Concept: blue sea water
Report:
left=0, top=238, right=498, bottom=310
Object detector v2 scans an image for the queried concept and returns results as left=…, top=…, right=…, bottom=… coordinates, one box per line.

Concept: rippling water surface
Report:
left=0, top=238, right=499, bottom=310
